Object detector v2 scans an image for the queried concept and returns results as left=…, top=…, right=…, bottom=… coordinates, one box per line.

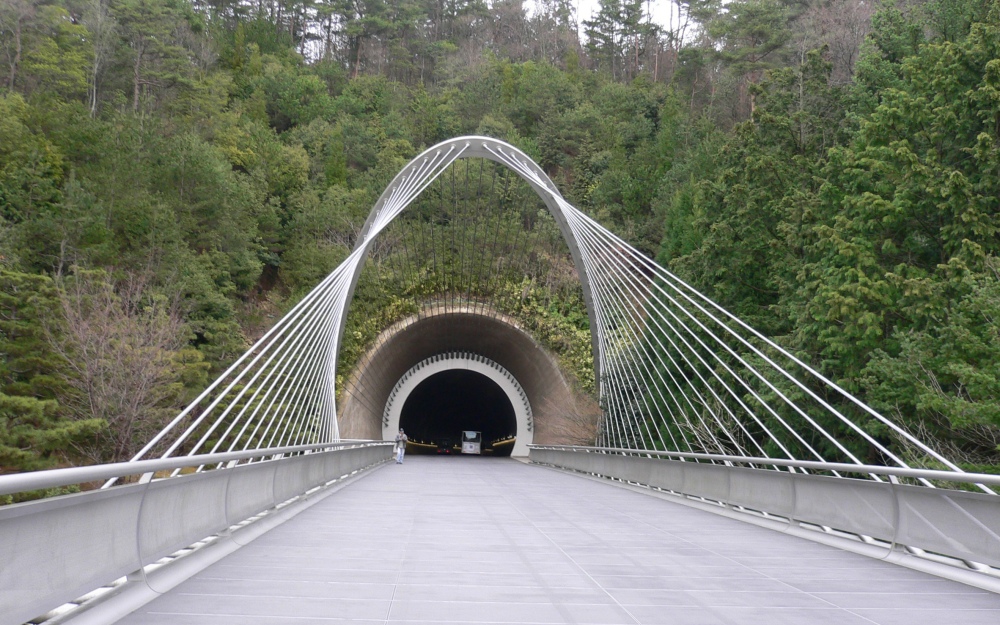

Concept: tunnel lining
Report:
left=384, top=352, right=533, bottom=455
left=338, top=309, right=601, bottom=449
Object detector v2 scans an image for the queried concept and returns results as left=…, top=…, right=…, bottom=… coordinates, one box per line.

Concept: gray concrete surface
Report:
left=115, top=457, right=1000, bottom=625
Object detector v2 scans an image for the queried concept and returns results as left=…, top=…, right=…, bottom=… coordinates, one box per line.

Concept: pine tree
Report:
left=584, top=0, right=647, bottom=80
left=0, top=270, right=102, bottom=474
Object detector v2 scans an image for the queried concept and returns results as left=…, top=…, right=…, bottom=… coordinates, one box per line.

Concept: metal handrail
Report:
left=0, top=441, right=393, bottom=497
left=528, top=445, right=1000, bottom=488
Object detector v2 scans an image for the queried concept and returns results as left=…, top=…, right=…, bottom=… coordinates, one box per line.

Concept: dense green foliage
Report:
left=1, top=0, right=998, bottom=472
left=658, top=0, right=1000, bottom=467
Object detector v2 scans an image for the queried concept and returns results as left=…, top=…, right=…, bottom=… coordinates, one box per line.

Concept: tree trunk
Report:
left=633, top=35, right=639, bottom=80
left=133, top=49, right=142, bottom=111
left=90, top=66, right=99, bottom=115
left=798, top=49, right=805, bottom=150
left=324, top=14, right=333, bottom=60
left=7, top=15, right=22, bottom=90
left=353, top=37, right=362, bottom=79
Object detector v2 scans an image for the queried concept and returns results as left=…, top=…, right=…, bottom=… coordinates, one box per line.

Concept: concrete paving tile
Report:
left=579, top=562, right=750, bottom=577
left=171, top=577, right=396, bottom=601
left=127, top=615, right=382, bottom=625
left=560, top=552, right=648, bottom=566
left=556, top=602, right=641, bottom=623
left=586, top=566, right=766, bottom=586
left=387, top=600, right=633, bottom=624
left=607, top=577, right=796, bottom=595
left=390, top=583, right=611, bottom=604
left=682, top=590, right=839, bottom=609
left=203, top=565, right=397, bottom=584
left=405, top=541, right=524, bottom=553
left=605, top=589, right=698, bottom=606
left=782, top=578, right=987, bottom=594
left=631, top=605, right=877, bottom=625
left=588, top=575, right=693, bottom=590
left=853, top=609, right=1000, bottom=625
left=224, top=548, right=399, bottom=562
left=739, top=565, right=932, bottom=581
left=166, top=593, right=390, bottom=619
left=383, top=621, right=576, bottom=625
left=619, top=605, right=729, bottom=625
left=609, top=588, right=836, bottom=609
left=136, top=594, right=391, bottom=620
left=813, top=591, right=1000, bottom=610
left=400, top=549, right=544, bottom=564
left=387, top=600, right=567, bottom=623
left=392, top=570, right=600, bottom=589
left=396, top=559, right=536, bottom=574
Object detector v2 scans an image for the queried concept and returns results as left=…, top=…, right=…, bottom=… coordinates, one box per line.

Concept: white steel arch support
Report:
left=340, top=137, right=605, bottom=394
left=128, top=135, right=988, bottom=497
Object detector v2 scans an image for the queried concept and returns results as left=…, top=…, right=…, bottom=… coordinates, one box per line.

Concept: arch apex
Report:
left=336, top=135, right=603, bottom=397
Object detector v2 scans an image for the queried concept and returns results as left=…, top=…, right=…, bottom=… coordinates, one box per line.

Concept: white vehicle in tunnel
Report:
left=461, top=431, right=482, bottom=455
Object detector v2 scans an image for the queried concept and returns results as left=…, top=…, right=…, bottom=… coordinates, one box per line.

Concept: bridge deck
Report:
left=116, top=457, right=1000, bottom=625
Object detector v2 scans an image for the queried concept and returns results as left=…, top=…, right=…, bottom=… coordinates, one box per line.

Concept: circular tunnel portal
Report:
left=400, top=369, right=517, bottom=457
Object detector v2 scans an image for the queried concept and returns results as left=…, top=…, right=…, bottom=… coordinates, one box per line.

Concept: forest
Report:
left=1, top=0, right=999, bottom=482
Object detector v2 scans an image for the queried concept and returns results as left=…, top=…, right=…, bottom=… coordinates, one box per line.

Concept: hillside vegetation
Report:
left=1, top=0, right=998, bottom=475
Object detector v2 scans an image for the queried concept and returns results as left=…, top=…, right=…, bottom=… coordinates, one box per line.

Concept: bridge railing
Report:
left=529, top=445, right=1000, bottom=589
left=0, top=441, right=393, bottom=625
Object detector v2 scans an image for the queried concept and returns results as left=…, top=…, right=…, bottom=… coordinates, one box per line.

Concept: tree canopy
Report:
left=1, top=0, right=999, bottom=480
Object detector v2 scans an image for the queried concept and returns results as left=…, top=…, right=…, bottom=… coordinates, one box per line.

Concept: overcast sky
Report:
left=573, top=0, right=676, bottom=33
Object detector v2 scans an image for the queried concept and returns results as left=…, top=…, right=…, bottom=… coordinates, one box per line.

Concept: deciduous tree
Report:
left=48, top=269, right=207, bottom=463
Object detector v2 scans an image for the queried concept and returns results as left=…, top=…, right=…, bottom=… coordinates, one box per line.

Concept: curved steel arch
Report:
left=124, top=143, right=986, bottom=492
left=337, top=136, right=603, bottom=392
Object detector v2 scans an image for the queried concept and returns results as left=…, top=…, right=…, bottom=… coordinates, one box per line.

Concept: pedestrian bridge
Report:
left=110, top=457, right=1000, bottom=625
left=2, top=137, right=1000, bottom=624
left=7, top=454, right=1000, bottom=625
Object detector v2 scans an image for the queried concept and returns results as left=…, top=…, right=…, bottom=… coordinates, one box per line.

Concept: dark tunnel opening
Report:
left=399, top=369, right=517, bottom=457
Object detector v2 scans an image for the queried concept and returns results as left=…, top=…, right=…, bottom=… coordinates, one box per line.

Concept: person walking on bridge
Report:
left=395, top=428, right=408, bottom=464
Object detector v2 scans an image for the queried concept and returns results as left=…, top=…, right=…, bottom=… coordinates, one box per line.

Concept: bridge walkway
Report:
left=116, top=457, right=1000, bottom=625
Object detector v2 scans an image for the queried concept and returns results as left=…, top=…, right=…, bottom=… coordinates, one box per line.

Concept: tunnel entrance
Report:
left=342, top=313, right=601, bottom=454
left=379, top=351, right=536, bottom=455
left=399, top=369, right=517, bottom=457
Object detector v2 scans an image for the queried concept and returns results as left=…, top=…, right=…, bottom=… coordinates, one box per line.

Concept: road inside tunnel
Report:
left=399, top=369, right=517, bottom=456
